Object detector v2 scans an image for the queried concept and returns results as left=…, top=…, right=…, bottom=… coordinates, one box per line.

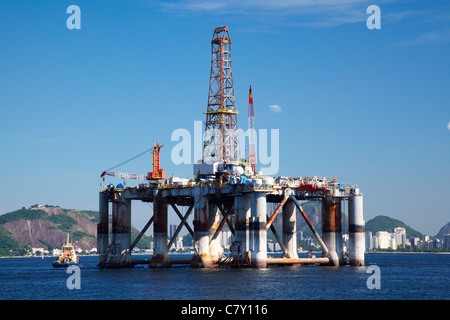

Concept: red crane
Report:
left=147, top=142, right=165, bottom=180
left=100, top=142, right=166, bottom=182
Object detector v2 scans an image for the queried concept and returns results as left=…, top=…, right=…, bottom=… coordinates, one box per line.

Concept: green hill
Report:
left=365, top=215, right=423, bottom=238
left=0, top=205, right=153, bottom=257
left=0, top=226, right=29, bottom=256
left=435, top=222, right=450, bottom=239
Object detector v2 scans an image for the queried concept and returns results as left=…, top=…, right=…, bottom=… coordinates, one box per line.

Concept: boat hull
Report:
left=52, top=261, right=79, bottom=268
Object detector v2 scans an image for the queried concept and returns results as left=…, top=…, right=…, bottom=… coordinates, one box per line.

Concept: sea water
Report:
left=0, top=253, right=448, bottom=300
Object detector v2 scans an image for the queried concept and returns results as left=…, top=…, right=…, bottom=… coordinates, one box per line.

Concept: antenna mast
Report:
left=248, top=85, right=256, bottom=173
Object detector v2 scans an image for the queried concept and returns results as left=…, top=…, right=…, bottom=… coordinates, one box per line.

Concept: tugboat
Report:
left=52, top=234, right=80, bottom=267
left=307, top=252, right=316, bottom=259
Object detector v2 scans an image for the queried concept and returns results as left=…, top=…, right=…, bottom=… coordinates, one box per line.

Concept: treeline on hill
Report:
left=0, top=227, right=29, bottom=256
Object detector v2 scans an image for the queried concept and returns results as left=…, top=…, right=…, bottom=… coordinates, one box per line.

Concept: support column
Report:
left=250, top=192, right=267, bottom=268
left=114, top=200, right=132, bottom=251
left=191, top=194, right=214, bottom=268
left=233, top=194, right=251, bottom=260
left=109, top=199, right=132, bottom=267
left=322, top=197, right=340, bottom=266
left=348, top=190, right=365, bottom=266
left=282, top=199, right=298, bottom=259
left=149, top=194, right=170, bottom=268
left=208, top=203, right=222, bottom=264
left=97, top=191, right=109, bottom=267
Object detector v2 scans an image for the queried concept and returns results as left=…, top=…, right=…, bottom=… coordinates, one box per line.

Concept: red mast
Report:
left=248, top=85, right=256, bottom=173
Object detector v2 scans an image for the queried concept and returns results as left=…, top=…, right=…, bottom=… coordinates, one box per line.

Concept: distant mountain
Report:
left=0, top=205, right=152, bottom=256
left=435, top=222, right=450, bottom=239
left=365, top=215, right=423, bottom=238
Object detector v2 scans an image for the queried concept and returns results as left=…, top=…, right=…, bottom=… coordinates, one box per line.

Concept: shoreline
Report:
left=2, top=251, right=449, bottom=259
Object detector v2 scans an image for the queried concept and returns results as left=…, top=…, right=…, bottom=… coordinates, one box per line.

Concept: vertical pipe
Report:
left=111, top=200, right=118, bottom=246
left=282, top=199, right=299, bottom=259
left=335, top=199, right=343, bottom=265
left=149, top=194, right=170, bottom=268
left=233, top=194, right=251, bottom=258
left=97, top=191, right=109, bottom=266
left=250, top=192, right=267, bottom=268
left=348, top=191, right=365, bottom=266
left=322, top=197, right=339, bottom=266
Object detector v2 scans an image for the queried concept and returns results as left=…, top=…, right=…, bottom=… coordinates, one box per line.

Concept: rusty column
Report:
left=233, top=193, right=251, bottom=262
left=110, top=199, right=132, bottom=267
left=250, top=192, right=267, bottom=268
left=348, top=189, right=365, bottom=266
left=97, top=191, right=109, bottom=267
left=282, top=199, right=299, bottom=259
left=322, top=197, right=341, bottom=266
left=191, top=192, right=214, bottom=268
left=149, top=193, right=170, bottom=268
left=208, top=202, right=222, bottom=264
left=115, top=200, right=132, bottom=251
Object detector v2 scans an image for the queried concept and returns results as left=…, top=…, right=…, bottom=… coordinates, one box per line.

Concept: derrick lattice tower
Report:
left=202, top=26, right=240, bottom=164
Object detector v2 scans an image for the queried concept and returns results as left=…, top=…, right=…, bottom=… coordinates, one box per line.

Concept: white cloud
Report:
left=447, top=121, right=450, bottom=131
left=269, top=105, right=282, bottom=113
left=156, top=0, right=390, bottom=27
left=395, top=29, right=450, bottom=47
left=159, top=0, right=380, bottom=13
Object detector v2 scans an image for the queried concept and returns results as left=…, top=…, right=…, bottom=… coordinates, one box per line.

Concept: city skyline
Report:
left=0, top=1, right=449, bottom=236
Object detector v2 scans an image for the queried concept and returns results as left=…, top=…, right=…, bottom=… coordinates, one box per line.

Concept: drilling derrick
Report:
left=202, top=26, right=240, bottom=164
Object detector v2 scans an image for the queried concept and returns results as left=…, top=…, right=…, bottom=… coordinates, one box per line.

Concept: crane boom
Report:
left=100, top=171, right=148, bottom=181
left=100, top=142, right=166, bottom=182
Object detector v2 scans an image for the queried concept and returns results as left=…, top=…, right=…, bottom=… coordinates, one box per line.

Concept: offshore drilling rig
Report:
left=97, top=26, right=365, bottom=269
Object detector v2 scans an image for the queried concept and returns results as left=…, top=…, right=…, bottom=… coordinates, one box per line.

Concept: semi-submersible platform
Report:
left=97, top=26, right=365, bottom=269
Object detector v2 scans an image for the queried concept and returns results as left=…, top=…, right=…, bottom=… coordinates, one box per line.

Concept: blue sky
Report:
left=0, top=0, right=449, bottom=236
